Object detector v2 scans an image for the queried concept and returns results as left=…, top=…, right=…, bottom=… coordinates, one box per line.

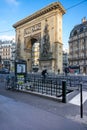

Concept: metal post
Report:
left=51, top=80, right=52, bottom=96
left=80, top=83, right=83, bottom=118
left=70, top=76, right=71, bottom=87
left=62, top=80, right=66, bottom=103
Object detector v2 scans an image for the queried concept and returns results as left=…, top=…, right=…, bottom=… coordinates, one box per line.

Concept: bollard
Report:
left=62, top=80, right=66, bottom=103
left=80, top=82, right=83, bottom=118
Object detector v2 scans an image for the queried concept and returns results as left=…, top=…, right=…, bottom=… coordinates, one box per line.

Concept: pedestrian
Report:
left=41, top=69, right=48, bottom=80
left=6, top=75, right=11, bottom=89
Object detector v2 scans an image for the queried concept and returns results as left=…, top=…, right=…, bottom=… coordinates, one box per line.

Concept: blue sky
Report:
left=0, top=0, right=87, bottom=49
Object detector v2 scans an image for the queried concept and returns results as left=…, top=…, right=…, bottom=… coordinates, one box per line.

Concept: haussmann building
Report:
left=13, top=2, right=66, bottom=73
left=69, top=17, right=87, bottom=74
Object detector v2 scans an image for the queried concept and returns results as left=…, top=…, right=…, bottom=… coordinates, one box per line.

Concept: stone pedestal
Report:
left=39, top=52, right=55, bottom=72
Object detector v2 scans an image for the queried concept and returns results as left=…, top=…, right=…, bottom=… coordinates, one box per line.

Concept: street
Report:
left=0, top=74, right=87, bottom=130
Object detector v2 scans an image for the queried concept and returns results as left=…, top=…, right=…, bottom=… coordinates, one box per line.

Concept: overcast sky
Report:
left=0, top=0, right=87, bottom=48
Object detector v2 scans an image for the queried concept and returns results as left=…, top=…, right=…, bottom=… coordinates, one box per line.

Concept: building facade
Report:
left=69, top=17, right=87, bottom=74
left=13, top=2, right=66, bottom=73
left=0, top=40, right=16, bottom=71
left=63, top=49, right=69, bottom=72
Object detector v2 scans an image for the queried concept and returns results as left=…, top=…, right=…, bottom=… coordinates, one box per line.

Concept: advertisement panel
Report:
left=15, top=60, right=27, bottom=83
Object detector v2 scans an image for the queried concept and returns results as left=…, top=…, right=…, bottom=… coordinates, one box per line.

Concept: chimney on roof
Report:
left=82, top=17, right=87, bottom=23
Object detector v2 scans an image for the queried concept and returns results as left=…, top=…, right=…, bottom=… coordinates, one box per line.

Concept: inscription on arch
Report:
left=24, top=23, right=41, bottom=36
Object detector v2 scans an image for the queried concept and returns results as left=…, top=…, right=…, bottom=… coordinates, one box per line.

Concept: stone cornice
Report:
left=13, top=2, right=66, bottom=28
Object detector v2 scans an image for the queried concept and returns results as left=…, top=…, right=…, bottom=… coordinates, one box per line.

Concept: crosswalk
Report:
left=69, top=91, right=87, bottom=106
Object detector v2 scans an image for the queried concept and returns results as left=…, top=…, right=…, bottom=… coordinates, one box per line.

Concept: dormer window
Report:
left=73, top=30, right=77, bottom=36
left=80, top=27, right=83, bottom=33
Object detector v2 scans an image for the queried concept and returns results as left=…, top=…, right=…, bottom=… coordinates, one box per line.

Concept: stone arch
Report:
left=13, top=2, right=66, bottom=73
left=24, top=34, right=40, bottom=71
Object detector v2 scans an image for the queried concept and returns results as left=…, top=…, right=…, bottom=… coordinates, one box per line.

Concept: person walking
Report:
left=41, top=69, right=48, bottom=80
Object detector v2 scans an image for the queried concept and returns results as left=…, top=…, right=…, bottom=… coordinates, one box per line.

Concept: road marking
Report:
left=69, top=91, right=87, bottom=106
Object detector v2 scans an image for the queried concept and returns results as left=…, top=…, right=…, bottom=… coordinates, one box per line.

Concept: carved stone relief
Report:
left=24, top=23, right=41, bottom=36
left=24, top=37, right=31, bottom=50
left=42, top=20, right=50, bottom=57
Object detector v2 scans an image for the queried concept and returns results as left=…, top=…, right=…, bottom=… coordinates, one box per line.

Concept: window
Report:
left=80, top=27, right=83, bottom=33
left=73, top=30, right=78, bottom=36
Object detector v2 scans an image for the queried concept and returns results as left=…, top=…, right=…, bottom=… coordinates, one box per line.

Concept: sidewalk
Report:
left=17, top=87, right=87, bottom=125
left=0, top=81, right=87, bottom=129
left=0, top=94, right=87, bottom=130
left=67, top=90, right=87, bottom=124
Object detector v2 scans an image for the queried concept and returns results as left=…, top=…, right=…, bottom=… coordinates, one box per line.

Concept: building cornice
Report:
left=13, top=2, right=66, bottom=28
